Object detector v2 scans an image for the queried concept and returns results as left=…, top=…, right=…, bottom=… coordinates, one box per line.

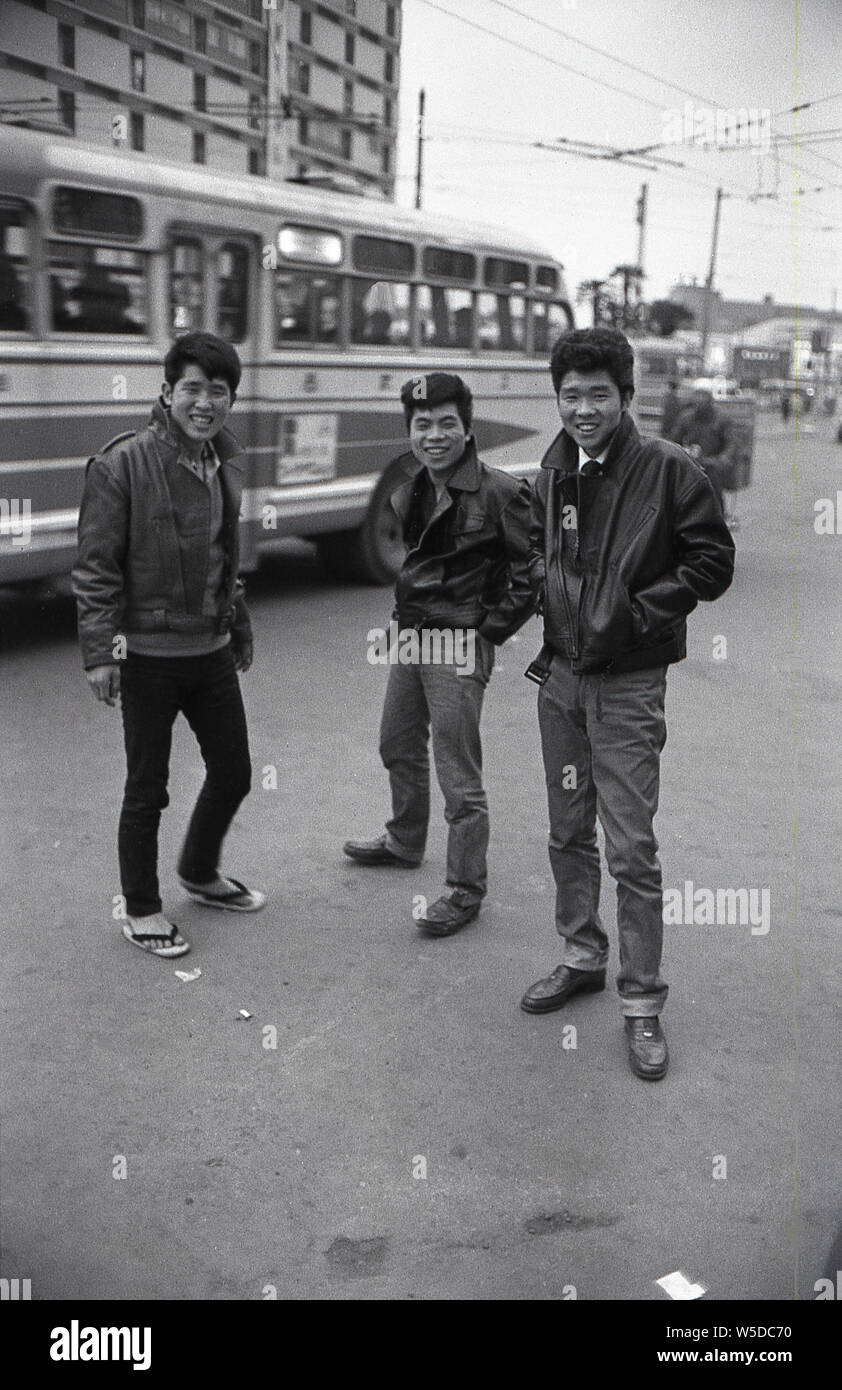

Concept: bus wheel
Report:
left=316, top=471, right=407, bottom=584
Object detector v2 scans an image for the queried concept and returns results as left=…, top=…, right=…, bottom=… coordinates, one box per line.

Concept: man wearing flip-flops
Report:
left=72, top=332, right=265, bottom=959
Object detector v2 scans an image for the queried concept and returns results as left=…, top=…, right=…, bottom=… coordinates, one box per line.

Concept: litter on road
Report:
left=174, top=968, right=202, bottom=983
left=655, top=1270, right=708, bottom=1299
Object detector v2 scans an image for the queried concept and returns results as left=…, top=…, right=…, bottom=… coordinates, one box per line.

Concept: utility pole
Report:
left=635, top=183, right=648, bottom=278
left=700, top=186, right=724, bottom=370
left=414, top=88, right=425, bottom=210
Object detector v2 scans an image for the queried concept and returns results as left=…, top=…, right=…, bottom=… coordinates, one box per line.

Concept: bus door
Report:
left=166, top=226, right=261, bottom=571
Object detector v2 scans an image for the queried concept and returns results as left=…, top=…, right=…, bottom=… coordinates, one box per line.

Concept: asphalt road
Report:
left=1, top=410, right=840, bottom=1302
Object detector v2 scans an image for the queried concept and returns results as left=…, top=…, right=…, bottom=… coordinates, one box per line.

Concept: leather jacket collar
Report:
left=147, top=397, right=243, bottom=468
left=393, top=437, right=481, bottom=491
left=540, top=410, right=638, bottom=477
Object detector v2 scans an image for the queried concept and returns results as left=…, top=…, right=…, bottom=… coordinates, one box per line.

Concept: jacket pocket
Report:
left=583, top=570, right=638, bottom=653
left=453, top=507, right=487, bottom=534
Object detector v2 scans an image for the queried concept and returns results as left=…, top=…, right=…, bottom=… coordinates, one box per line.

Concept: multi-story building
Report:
left=0, top=0, right=401, bottom=195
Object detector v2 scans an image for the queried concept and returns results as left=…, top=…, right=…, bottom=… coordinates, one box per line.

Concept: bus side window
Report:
left=0, top=203, right=30, bottom=332
left=479, top=292, right=525, bottom=352
left=216, top=242, right=249, bottom=342
left=274, top=270, right=310, bottom=344
left=49, top=242, right=147, bottom=333
left=534, top=299, right=573, bottom=354
left=350, top=278, right=410, bottom=346
left=170, top=237, right=204, bottom=333
left=418, top=285, right=473, bottom=348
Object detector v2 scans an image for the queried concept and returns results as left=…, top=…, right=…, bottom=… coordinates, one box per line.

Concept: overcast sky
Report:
left=395, top=0, right=841, bottom=312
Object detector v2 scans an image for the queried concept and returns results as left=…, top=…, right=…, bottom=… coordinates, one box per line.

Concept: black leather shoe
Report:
left=417, top=890, right=481, bottom=937
left=625, top=1016, right=669, bottom=1080
left=520, top=964, right=606, bottom=1014
left=342, top=835, right=421, bottom=867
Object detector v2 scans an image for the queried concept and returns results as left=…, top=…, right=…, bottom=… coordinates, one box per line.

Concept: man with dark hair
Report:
left=343, top=371, right=534, bottom=936
left=72, top=332, right=264, bottom=959
left=521, top=328, right=734, bottom=1079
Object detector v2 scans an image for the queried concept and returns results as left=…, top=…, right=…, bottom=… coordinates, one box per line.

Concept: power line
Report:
left=413, top=0, right=668, bottom=112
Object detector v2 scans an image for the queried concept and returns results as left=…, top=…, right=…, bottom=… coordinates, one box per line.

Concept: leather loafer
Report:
left=417, top=890, right=481, bottom=937
left=625, top=1016, right=669, bottom=1080
left=520, top=964, right=606, bottom=1014
left=343, top=835, right=421, bottom=867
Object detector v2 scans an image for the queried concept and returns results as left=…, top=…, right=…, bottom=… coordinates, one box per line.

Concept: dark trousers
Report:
left=118, top=647, right=251, bottom=917
left=537, top=658, right=669, bottom=1016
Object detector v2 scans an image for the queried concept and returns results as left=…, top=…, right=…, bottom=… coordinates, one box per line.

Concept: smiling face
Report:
left=162, top=363, right=233, bottom=452
left=557, top=368, right=630, bottom=458
left=408, top=400, right=469, bottom=474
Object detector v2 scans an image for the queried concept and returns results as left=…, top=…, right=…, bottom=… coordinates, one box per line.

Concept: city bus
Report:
left=0, top=124, right=573, bottom=587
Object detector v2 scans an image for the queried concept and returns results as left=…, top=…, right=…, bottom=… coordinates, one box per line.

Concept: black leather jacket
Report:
left=72, top=400, right=251, bottom=669
left=390, top=440, right=535, bottom=645
left=529, top=412, right=735, bottom=673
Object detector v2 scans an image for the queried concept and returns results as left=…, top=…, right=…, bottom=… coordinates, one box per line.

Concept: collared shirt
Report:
left=178, top=437, right=222, bottom=486
left=577, top=443, right=608, bottom=471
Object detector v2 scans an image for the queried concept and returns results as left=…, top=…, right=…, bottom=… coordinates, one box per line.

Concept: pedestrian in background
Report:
left=344, top=372, right=535, bottom=936
left=521, top=328, right=735, bottom=1080
left=72, top=332, right=264, bottom=959
left=672, top=383, right=738, bottom=513
left=660, top=379, right=683, bottom=438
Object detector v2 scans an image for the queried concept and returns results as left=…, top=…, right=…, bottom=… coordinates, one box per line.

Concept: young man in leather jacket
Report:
left=72, top=332, right=264, bottom=958
left=344, top=372, right=535, bottom=937
left=521, top=329, right=735, bottom=1079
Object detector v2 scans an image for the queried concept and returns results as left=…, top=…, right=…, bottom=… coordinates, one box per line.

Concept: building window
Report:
left=341, top=129, right=352, bottom=161
left=383, top=95, right=392, bottom=127
left=58, top=23, right=75, bottom=69
left=194, top=15, right=206, bottom=52
left=297, top=62, right=310, bottom=95
left=343, top=79, right=353, bottom=113
left=130, top=50, right=145, bottom=92
left=58, top=90, right=76, bottom=133
left=248, top=93, right=261, bottom=130
left=250, top=40, right=262, bottom=75
left=381, top=144, right=390, bottom=175
left=130, top=112, right=144, bottom=151
left=386, top=5, right=396, bottom=38
left=300, top=10, right=311, bottom=45
left=384, top=50, right=394, bottom=83
left=248, top=147, right=262, bottom=175
left=345, top=32, right=355, bottom=65
left=193, top=131, right=206, bottom=164
left=194, top=73, right=206, bottom=111
left=298, top=116, right=309, bottom=146
left=132, top=0, right=145, bottom=28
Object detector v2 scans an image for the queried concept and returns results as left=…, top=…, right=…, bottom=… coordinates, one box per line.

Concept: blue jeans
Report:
left=118, top=647, right=251, bottom=917
left=537, top=658, right=669, bottom=1016
left=378, top=632, right=495, bottom=900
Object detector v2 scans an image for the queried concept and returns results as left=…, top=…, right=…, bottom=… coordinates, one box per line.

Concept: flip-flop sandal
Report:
left=180, top=878, right=266, bottom=913
left=122, top=920, right=190, bottom=957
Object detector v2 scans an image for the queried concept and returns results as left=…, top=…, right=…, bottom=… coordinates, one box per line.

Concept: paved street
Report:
left=1, top=411, right=839, bottom=1301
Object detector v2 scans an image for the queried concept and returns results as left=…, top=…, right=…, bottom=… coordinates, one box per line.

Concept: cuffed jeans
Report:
left=378, top=631, right=495, bottom=900
left=537, top=657, right=669, bottom=1016
left=118, top=647, right=252, bottom=917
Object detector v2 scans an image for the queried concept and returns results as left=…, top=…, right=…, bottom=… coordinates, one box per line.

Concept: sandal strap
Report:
left=129, top=925, right=180, bottom=944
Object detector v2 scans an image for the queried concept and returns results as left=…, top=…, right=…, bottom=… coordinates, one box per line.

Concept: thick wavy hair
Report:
left=549, top=327, right=635, bottom=400
left=163, top=332, right=242, bottom=397
left=399, top=371, right=473, bottom=431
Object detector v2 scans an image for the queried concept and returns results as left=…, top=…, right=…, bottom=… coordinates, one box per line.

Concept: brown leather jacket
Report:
left=389, top=441, right=535, bottom=645
left=72, top=400, right=251, bottom=669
